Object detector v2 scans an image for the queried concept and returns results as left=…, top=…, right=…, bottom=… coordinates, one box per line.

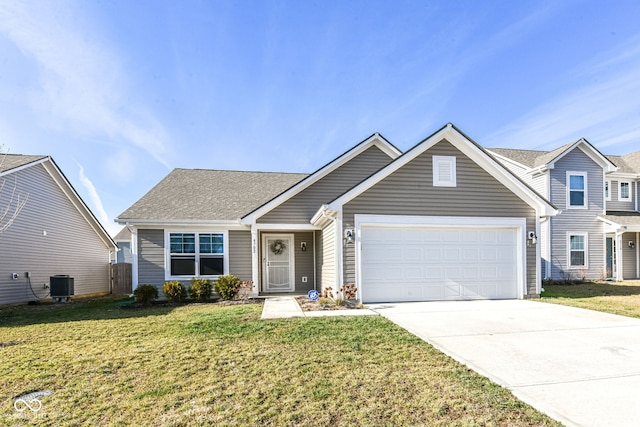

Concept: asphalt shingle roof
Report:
left=608, top=150, right=640, bottom=174
left=601, top=211, right=640, bottom=226
left=117, top=169, right=308, bottom=221
left=0, top=154, right=47, bottom=173
left=488, top=143, right=576, bottom=168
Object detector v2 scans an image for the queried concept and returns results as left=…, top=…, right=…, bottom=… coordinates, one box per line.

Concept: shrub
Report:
left=133, top=284, right=158, bottom=306
left=189, top=278, right=213, bottom=301
left=162, top=280, right=187, bottom=302
left=214, top=274, right=241, bottom=300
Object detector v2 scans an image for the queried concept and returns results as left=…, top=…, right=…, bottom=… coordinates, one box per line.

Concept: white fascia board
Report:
left=597, top=216, right=623, bottom=230
left=253, top=223, right=321, bottom=231
left=330, top=125, right=557, bottom=217
left=486, top=151, right=531, bottom=171
left=241, top=133, right=401, bottom=224
left=42, top=159, right=117, bottom=249
left=115, top=218, right=248, bottom=228
left=0, top=157, right=49, bottom=178
left=606, top=172, right=640, bottom=180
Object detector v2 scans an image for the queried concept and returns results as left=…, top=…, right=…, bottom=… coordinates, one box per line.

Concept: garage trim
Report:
left=354, top=214, right=527, bottom=302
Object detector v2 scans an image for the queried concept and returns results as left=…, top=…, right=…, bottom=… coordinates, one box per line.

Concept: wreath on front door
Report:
left=270, top=239, right=287, bottom=255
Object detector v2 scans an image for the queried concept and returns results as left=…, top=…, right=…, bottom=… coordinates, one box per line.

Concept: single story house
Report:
left=116, top=124, right=557, bottom=303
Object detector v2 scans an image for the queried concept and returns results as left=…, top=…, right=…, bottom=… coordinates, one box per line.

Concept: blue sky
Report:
left=1, top=0, right=639, bottom=236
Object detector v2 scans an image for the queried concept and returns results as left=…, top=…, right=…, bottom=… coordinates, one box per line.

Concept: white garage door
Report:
left=360, top=226, right=520, bottom=303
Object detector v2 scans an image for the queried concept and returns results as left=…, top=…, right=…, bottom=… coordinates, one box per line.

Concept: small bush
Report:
left=189, top=278, right=213, bottom=301
left=318, top=297, right=334, bottom=308
left=133, top=284, right=158, bottom=306
left=162, top=280, right=187, bottom=302
left=214, top=274, right=241, bottom=300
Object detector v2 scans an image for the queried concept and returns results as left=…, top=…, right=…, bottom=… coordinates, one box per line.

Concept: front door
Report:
left=263, top=234, right=295, bottom=292
left=606, top=237, right=615, bottom=278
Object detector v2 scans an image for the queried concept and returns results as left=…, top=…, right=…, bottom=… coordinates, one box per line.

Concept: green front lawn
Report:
left=541, top=280, right=640, bottom=318
left=1, top=297, right=558, bottom=426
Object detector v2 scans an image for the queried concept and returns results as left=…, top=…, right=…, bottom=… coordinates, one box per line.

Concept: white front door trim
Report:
left=354, top=214, right=527, bottom=302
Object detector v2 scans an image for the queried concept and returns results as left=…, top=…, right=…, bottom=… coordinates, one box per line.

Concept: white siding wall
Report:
left=320, top=221, right=336, bottom=293
left=0, top=164, right=112, bottom=304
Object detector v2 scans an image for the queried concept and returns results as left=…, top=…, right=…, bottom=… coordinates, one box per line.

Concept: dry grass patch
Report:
left=541, top=280, right=640, bottom=318
left=1, top=297, right=558, bottom=426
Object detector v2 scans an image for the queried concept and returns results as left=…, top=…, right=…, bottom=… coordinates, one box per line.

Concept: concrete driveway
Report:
left=368, top=300, right=640, bottom=427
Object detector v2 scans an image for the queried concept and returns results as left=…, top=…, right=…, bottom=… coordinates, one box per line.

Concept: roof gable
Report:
left=542, top=139, right=617, bottom=172
left=2, top=155, right=116, bottom=248
left=323, top=123, right=556, bottom=217
left=490, top=140, right=617, bottom=174
left=241, top=133, right=401, bottom=224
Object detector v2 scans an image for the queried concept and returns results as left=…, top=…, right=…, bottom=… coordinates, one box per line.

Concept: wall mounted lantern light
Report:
left=344, top=229, right=354, bottom=244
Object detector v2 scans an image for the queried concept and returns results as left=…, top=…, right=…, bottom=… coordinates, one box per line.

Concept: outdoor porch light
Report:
left=629, top=241, right=635, bottom=249
left=527, top=231, right=537, bottom=246
left=344, top=229, right=354, bottom=244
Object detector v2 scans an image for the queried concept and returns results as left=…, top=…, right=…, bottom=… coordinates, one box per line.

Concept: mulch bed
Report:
left=295, top=296, right=361, bottom=311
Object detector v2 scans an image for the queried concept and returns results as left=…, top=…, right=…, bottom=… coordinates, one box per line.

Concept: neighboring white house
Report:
left=0, top=154, right=117, bottom=304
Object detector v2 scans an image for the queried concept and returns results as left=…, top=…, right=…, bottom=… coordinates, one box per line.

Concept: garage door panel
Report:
left=361, top=225, right=520, bottom=303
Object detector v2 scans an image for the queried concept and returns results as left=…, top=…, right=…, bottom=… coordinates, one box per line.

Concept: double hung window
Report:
left=619, top=182, right=631, bottom=201
left=169, top=232, right=224, bottom=277
left=567, top=172, right=587, bottom=208
left=569, top=234, right=587, bottom=268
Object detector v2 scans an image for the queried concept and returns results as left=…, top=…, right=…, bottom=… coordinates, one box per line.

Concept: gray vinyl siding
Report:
left=622, top=232, right=639, bottom=279
left=548, top=149, right=605, bottom=280
left=137, top=229, right=165, bottom=292
left=320, top=221, right=336, bottom=293
left=343, top=140, right=539, bottom=296
left=229, top=230, right=252, bottom=281
left=257, top=146, right=393, bottom=223
left=0, top=164, right=111, bottom=304
left=606, top=179, right=636, bottom=211
left=294, top=232, right=315, bottom=292
left=139, top=229, right=253, bottom=297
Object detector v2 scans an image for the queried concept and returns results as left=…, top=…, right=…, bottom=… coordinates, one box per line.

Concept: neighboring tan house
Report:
left=489, top=143, right=640, bottom=281
left=0, top=154, right=117, bottom=304
left=116, top=124, right=556, bottom=303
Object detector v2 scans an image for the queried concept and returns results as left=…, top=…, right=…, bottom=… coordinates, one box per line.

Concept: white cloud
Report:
left=486, top=35, right=640, bottom=153
left=77, top=162, right=119, bottom=236
left=0, top=0, right=172, bottom=169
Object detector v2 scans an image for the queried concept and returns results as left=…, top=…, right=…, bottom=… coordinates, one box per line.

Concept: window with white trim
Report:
left=567, top=172, right=587, bottom=208
left=619, top=181, right=631, bottom=201
left=568, top=233, right=587, bottom=268
left=168, top=232, right=225, bottom=277
left=605, top=180, right=610, bottom=201
left=433, top=156, right=456, bottom=187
